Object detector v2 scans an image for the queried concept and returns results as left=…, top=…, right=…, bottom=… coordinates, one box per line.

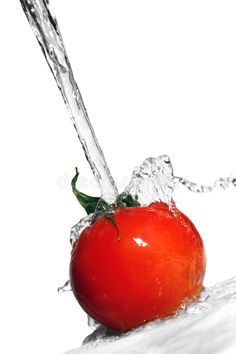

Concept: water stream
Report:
left=20, top=0, right=118, bottom=204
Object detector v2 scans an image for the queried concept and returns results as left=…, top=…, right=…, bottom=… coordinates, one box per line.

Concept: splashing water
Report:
left=20, top=0, right=118, bottom=204
left=123, top=154, right=236, bottom=204
left=67, top=154, right=236, bottom=247
left=123, top=155, right=175, bottom=205
left=65, top=276, right=236, bottom=354
left=58, top=280, right=71, bottom=294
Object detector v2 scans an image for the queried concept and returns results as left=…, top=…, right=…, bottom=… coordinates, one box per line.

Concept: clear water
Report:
left=69, top=154, right=236, bottom=246
left=20, top=0, right=118, bottom=204
left=20, top=1, right=236, bottom=352
left=123, top=154, right=236, bottom=206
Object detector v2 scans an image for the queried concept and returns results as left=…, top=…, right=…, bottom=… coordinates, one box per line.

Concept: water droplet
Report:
left=58, top=280, right=71, bottom=294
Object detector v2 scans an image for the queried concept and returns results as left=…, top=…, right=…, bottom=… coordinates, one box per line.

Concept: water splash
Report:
left=68, top=154, right=236, bottom=245
left=176, top=174, right=236, bottom=193
left=123, top=154, right=236, bottom=205
left=65, top=276, right=236, bottom=354
left=123, top=155, right=175, bottom=205
left=20, top=0, right=118, bottom=204
left=70, top=214, right=95, bottom=247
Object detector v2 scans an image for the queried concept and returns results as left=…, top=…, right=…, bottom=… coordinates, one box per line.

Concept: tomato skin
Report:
left=70, top=202, right=206, bottom=331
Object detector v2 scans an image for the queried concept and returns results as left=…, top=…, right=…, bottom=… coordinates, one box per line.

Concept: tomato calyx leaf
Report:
left=71, top=167, right=108, bottom=215
left=71, top=167, right=140, bottom=240
left=72, top=168, right=140, bottom=215
left=71, top=168, right=141, bottom=238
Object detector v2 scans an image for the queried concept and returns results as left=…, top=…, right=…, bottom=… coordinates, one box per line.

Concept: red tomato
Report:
left=70, top=202, right=206, bottom=331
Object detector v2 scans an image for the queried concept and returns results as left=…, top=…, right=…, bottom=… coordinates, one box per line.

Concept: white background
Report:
left=1, top=1, right=236, bottom=353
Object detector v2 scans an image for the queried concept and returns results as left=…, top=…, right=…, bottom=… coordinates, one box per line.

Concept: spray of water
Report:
left=20, top=0, right=118, bottom=204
